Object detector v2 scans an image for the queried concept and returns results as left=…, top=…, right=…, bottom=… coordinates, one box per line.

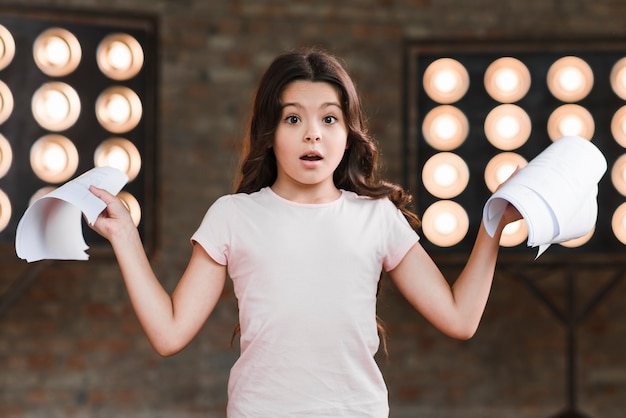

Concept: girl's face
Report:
left=271, top=80, right=348, bottom=201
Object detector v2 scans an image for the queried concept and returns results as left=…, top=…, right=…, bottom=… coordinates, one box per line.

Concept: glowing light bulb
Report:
left=42, top=142, right=67, bottom=173
left=494, top=68, right=519, bottom=93
left=43, top=36, right=70, bottom=66
left=559, top=67, right=584, bottom=92
left=106, top=94, right=132, bottom=123
left=107, top=41, right=133, bottom=70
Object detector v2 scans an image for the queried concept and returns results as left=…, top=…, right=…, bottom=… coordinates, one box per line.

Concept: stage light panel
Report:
left=0, top=7, right=158, bottom=257
left=407, top=41, right=626, bottom=256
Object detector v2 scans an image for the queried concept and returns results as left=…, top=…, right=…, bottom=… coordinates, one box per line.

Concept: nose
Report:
left=305, top=134, right=320, bottom=142
left=305, top=123, right=321, bottom=142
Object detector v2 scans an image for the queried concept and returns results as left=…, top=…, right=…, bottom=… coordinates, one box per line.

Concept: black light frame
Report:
left=0, top=5, right=159, bottom=260
left=403, top=38, right=626, bottom=262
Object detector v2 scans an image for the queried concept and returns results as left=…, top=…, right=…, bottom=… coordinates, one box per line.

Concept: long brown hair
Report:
left=235, top=47, right=420, bottom=229
left=232, top=48, right=420, bottom=354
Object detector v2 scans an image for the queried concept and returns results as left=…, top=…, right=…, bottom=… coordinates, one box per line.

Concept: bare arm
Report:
left=389, top=204, right=520, bottom=340
left=89, top=186, right=227, bottom=356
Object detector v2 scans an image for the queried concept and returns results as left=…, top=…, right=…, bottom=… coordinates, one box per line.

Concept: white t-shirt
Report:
left=191, top=187, right=419, bottom=417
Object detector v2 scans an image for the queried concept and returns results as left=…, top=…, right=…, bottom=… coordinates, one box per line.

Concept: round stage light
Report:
left=560, top=227, right=594, bottom=248
left=484, top=57, right=531, bottom=103
left=610, top=57, right=626, bottom=100
left=118, top=191, right=141, bottom=227
left=33, top=27, right=81, bottom=77
left=423, top=58, right=469, bottom=104
left=611, top=154, right=626, bottom=196
left=0, top=188, right=10, bottom=233
left=612, top=203, right=626, bottom=245
left=94, top=138, right=142, bottom=182
left=30, top=134, right=79, bottom=184
left=29, top=186, right=56, bottom=206
left=31, top=82, right=81, bottom=132
left=547, top=56, right=593, bottom=102
left=484, top=104, right=531, bottom=150
left=611, top=105, right=626, bottom=148
left=96, top=86, right=142, bottom=134
left=0, top=79, right=14, bottom=125
left=0, top=133, right=12, bottom=179
left=422, top=152, right=469, bottom=199
left=500, top=219, right=528, bottom=247
left=547, top=104, right=594, bottom=141
left=421, top=200, right=469, bottom=247
left=0, top=24, right=15, bottom=71
left=484, top=152, right=528, bottom=193
left=97, top=33, right=144, bottom=81
left=422, top=105, right=468, bottom=151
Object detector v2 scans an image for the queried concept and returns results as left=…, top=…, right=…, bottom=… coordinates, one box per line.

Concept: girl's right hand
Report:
left=88, top=185, right=137, bottom=242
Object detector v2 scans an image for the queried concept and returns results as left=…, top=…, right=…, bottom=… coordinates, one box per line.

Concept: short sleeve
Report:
left=380, top=199, right=420, bottom=272
left=190, top=195, right=233, bottom=266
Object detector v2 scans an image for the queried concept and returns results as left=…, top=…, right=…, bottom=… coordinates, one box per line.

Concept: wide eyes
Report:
left=286, top=115, right=300, bottom=124
left=284, top=115, right=338, bottom=124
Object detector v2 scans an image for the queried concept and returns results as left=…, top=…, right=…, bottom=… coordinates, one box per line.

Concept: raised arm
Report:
left=89, top=186, right=227, bottom=356
left=389, top=204, right=520, bottom=340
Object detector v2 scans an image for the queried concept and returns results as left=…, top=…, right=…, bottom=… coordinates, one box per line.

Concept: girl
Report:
left=89, top=48, right=521, bottom=417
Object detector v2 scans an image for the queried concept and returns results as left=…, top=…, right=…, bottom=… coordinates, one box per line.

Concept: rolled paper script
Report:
left=483, top=135, right=607, bottom=258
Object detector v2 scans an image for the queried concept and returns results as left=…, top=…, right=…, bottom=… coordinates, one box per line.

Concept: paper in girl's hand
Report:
left=15, top=166, right=128, bottom=262
left=482, top=136, right=607, bottom=258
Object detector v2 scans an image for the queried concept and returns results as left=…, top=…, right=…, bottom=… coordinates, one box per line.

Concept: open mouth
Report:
left=300, top=154, right=322, bottom=161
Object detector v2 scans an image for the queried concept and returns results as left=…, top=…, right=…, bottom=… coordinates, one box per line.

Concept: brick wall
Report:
left=1, top=0, right=626, bottom=417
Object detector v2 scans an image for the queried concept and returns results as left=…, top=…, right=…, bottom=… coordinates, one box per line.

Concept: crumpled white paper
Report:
left=15, top=166, right=128, bottom=262
left=483, top=136, right=607, bottom=258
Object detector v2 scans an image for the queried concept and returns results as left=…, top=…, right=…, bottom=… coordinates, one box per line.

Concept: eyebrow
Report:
left=281, top=102, right=342, bottom=110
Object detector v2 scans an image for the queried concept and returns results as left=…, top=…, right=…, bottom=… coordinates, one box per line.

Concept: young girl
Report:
left=89, top=48, right=521, bottom=417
